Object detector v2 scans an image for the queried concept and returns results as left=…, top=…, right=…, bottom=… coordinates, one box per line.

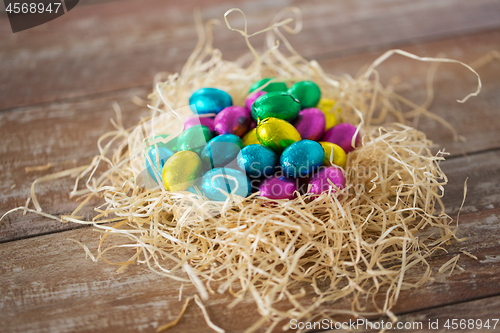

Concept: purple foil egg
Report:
left=249, top=120, right=257, bottom=130
left=214, top=106, right=252, bottom=137
left=184, top=116, right=215, bottom=131
left=308, top=167, right=346, bottom=195
left=321, top=123, right=359, bottom=153
left=292, top=108, right=326, bottom=141
left=260, top=176, right=297, bottom=200
left=245, top=91, right=267, bottom=112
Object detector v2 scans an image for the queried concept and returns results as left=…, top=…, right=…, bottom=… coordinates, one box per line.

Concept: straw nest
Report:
left=13, top=8, right=482, bottom=333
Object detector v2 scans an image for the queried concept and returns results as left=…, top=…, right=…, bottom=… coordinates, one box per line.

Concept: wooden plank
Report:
left=1, top=28, right=500, bottom=242
left=1, top=0, right=500, bottom=109
left=1, top=158, right=499, bottom=333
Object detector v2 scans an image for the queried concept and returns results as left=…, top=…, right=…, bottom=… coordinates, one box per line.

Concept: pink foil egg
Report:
left=245, top=91, right=267, bottom=112
left=214, top=106, right=252, bottom=137
left=321, top=123, right=359, bottom=153
left=184, top=116, right=215, bottom=131
left=308, top=167, right=346, bottom=195
left=292, top=108, right=326, bottom=141
left=260, top=176, right=297, bottom=200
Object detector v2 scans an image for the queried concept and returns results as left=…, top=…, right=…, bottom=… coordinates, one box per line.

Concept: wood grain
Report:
left=1, top=0, right=500, bottom=110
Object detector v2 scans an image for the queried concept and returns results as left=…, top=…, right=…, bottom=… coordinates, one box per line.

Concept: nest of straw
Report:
left=13, top=8, right=481, bottom=333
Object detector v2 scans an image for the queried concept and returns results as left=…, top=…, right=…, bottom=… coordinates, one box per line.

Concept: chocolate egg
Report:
left=259, top=176, right=297, bottom=200
left=288, top=81, right=321, bottom=109
left=308, top=167, right=346, bottom=195
left=177, top=125, right=213, bottom=155
left=237, top=144, right=277, bottom=178
left=202, top=168, right=251, bottom=201
left=214, top=106, right=251, bottom=137
left=162, top=151, right=202, bottom=191
left=317, top=98, right=338, bottom=130
left=292, top=108, right=326, bottom=141
left=248, top=78, right=287, bottom=93
left=242, top=128, right=259, bottom=146
left=245, top=91, right=266, bottom=112
left=256, top=117, right=301, bottom=153
left=200, top=134, right=243, bottom=169
left=189, top=88, right=232, bottom=115
left=321, top=123, right=359, bottom=153
left=145, top=144, right=174, bottom=183
left=251, top=92, right=300, bottom=122
left=280, top=140, right=324, bottom=177
left=184, top=116, right=215, bottom=132
left=146, top=134, right=178, bottom=152
left=320, top=142, right=347, bottom=168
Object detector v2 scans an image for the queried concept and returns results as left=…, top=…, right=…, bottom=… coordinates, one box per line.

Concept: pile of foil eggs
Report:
left=144, top=78, right=360, bottom=201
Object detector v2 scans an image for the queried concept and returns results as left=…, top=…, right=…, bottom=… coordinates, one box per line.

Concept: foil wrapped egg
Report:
left=162, top=151, right=202, bottom=191
left=184, top=116, right=215, bottom=132
left=214, top=106, right=252, bottom=137
left=321, top=123, right=359, bottom=153
left=189, top=88, right=232, bottom=115
left=237, top=144, right=277, bottom=178
left=308, top=166, right=346, bottom=195
left=259, top=176, right=297, bottom=200
left=202, top=168, right=251, bottom=201
left=292, top=108, right=326, bottom=141
left=288, top=80, right=321, bottom=109
left=251, top=92, right=300, bottom=122
left=248, top=78, right=287, bottom=94
left=245, top=91, right=266, bottom=112
left=317, top=98, right=338, bottom=130
left=320, top=142, right=347, bottom=168
left=242, top=128, right=259, bottom=146
left=200, top=134, right=243, bottom=169
left=256, top=117, right=301, bottom=153
left=145, top=144, right=174, bottom=183
left=280, top=140, right=325, bottom=177
left=177, top=125, right=213, bottom=155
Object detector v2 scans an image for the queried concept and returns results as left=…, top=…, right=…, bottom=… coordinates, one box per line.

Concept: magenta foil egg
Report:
left=292, top=108, right=326, bottom=141
left=184, top=116, right=215, bottom=131
left=214, top=106, right=252, bottom=137
left=245, top=91, right=267, bottom=112
left=321, top=123, right=359, bottom=153
left=308, top=167, right=346, bottom=195
left=260, top=176, right=297, bottom=200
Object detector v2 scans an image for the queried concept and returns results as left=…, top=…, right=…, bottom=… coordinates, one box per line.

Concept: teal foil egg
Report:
left=288, top=81, right=321, bottom=109
left=145, top=145, right=174, bottom=183
left=189, top=88, right=233, bottom=115
left=200, top=134, right=243, bottom=169
left=147, top=134, right=178, bottom=152
left=237, top=144, right=277, bottom=178
left=251, top=92, right=300, bottom=122
left=280, top=140, right=325, bottom=177
left=177, top=125, right=213, bottom=155
left=202, top=168, right=251, bottom=201
left=248, top=78, right=288, bottom=93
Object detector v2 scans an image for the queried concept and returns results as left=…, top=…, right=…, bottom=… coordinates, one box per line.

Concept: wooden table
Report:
left=1, top=1, right=500, bottom=332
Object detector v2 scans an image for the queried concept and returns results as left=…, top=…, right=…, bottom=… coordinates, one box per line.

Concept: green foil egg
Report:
left=288, top=81, right=321, bottom=109
left=251, top=92, right=300, bottom=122
left=248, top=78, right=288, bottom=94
left=177, top=125, right=213, bottom=155
left=256, top=117, right=301, bottom=154
left=162, top=151, right=202, bottom=191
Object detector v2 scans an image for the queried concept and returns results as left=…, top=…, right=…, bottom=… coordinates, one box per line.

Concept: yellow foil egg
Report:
left=317, top=98, right=339, bottom=130
left=256, top=117, right=301, bottom=153
left=320, top=141, right=347, bottom=169
left=242, top=128, right=259, bottom=146
left=162, top=151, right=202, bottom=191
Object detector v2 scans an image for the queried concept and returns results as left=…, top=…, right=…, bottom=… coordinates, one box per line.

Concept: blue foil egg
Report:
left=200, top=134, right=243, bottom=169
left=280, top=140, right=325, bottom=177
left=202, top=168, right=251, bottom=201
left=237, top=144, right=277, bottom=178
left=145, top=145, right=174, bottom=183
left=189, top=88, right=233, bottom=115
